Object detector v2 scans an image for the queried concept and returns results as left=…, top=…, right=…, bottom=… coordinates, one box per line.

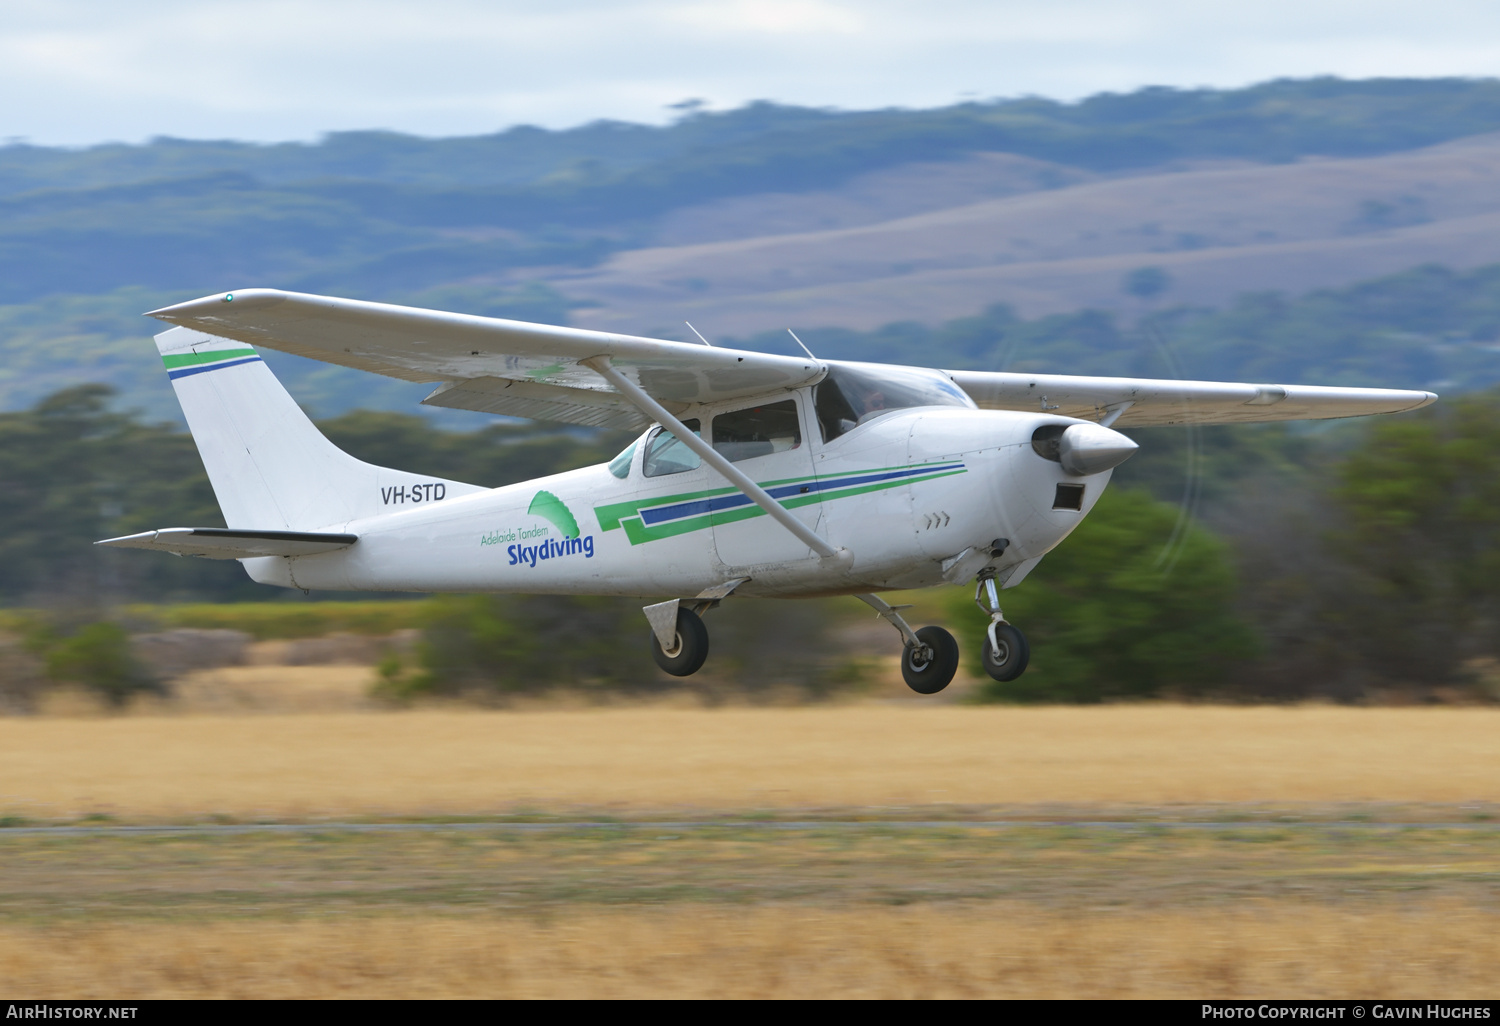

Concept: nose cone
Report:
left=1059, top=423, right=1139, bottom=476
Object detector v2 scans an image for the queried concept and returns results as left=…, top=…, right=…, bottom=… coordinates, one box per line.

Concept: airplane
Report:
left=98, top=289, right=1437, bottom=694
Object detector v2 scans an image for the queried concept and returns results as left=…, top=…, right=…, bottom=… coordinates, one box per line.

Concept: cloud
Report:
left=0, top=0, right=1497, bottom=145
left=670, top=0, right=864, bottom=35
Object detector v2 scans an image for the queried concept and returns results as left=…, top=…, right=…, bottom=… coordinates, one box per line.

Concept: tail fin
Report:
left=158, top=326, right=483, bottom=530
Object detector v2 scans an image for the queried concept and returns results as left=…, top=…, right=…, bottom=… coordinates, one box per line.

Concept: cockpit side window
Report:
left=814, top=374, right=862, bottom=443
left=642, top=419, right=702, bottom=477
left=607, top=439, right=638, bottom=479
left=814, top=365, right=975, bottom=442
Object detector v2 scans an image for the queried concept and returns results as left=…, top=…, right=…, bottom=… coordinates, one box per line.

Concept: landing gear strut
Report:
left=975, top=568, right=1029, bottom=681
left=856, top=593, right=960, bottom=694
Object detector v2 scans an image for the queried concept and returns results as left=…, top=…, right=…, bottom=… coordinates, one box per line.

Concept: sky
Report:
left=3, top=0, right=1499, bottom=146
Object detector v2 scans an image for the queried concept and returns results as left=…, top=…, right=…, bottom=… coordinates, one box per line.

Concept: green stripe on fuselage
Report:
left=792, top=469, right=966, bottom=509
left=605, top=465, right=967, bottom=546
left=594, top=462, right=954, bottom=532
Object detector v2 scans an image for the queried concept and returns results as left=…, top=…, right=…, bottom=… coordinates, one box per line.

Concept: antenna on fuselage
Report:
left=786, top=329, right=816, bottom=360
left=684, top=322, right=713, bottom=347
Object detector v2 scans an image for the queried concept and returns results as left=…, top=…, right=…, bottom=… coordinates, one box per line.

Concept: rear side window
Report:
left=712, top=400, right=801, bottom=462
left=642, top=420, right=702, bottom=477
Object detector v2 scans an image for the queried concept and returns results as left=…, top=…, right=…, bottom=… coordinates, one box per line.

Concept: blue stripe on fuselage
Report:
left=637, top=463, right=964, bottom=526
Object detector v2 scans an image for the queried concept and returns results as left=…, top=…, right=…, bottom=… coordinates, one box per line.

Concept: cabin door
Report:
left=709, top=393, right=823, bottom=569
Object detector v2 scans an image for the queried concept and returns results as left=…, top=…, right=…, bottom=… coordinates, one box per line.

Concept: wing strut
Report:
left=582, top=356, right=845, bottom=562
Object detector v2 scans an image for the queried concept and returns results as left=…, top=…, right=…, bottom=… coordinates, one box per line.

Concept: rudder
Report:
left=158, top=326, right=483, bottom=530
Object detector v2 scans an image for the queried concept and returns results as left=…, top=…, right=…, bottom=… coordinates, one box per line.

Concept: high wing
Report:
left=946, top=371, right=1436, bottom=426
left=146, top=289, right=823, bottom=430
left=96, top=528, right=358, bottom=560
left=146, top=289, right=1436, bottom=430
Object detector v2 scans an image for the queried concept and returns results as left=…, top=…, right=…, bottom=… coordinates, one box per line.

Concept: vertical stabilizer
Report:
left=158, top=327, right=483, bottom=530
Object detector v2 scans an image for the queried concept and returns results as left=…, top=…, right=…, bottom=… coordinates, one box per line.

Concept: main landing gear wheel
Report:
left=902, top=625, right=960, bottom=694
left=981, top=623, right=1030, bottom=682
left=651, top=606, right=710, bottom=677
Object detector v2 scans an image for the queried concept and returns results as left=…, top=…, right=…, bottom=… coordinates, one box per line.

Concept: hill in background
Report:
left=569, top=133, right=1500, bottom=336
left=5, top=76, right=1500, bottom=421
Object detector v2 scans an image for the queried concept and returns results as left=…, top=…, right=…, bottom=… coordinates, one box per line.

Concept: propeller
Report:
left=981, top=310, right=1203, bottom=576
left=1142, top=319, right=1203, bottom=575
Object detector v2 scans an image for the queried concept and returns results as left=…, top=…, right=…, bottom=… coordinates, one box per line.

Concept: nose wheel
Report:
left=975, top=570, right=1029, bottom=682
left=981, top=623, right=1029, bottom=682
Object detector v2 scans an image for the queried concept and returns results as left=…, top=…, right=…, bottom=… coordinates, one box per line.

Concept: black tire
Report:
left=651, top=607, right=710, bottom=677
left=902, top=625, right=960, bottom=694
left=981, top=623, right=1030, bottom=682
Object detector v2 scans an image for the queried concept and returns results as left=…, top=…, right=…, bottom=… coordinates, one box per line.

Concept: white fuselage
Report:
left=243, top=389, right=1112, bottom=599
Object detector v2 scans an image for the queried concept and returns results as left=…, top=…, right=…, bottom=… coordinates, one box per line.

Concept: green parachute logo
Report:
left=527, top=490, right=580, bottom=539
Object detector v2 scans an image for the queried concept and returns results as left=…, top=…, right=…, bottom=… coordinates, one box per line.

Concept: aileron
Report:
left=945, top=370, right=1437, bottom=426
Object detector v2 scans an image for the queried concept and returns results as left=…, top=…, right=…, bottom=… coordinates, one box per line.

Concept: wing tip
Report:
left=95, top=529, right=168, bottom=548
left=144, top=289, right=287, bottom=320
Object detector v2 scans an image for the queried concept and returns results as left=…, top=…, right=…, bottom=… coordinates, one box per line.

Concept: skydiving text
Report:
left=508, top=535, right=595, bottom=567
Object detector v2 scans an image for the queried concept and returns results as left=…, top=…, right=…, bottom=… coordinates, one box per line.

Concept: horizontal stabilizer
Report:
left=95, top=527, right=358, bottom=560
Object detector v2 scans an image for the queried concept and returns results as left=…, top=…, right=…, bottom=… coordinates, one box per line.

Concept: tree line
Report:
left=746, top=262, right=1500, bottom=395
left=8, top=262, right=1499, bottom=436
left=0, top=384, right=632, bottom=605
left=1, top=383, right=1496, bottom=703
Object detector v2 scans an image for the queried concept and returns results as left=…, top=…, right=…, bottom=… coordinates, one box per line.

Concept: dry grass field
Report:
left=1, top=705, right=1496, bottom=821
left=3, top=820, right=1499, bottom=998
left=2, top=704, right=1496, bottom=997
left=4, top=905, right=1498, bottom=999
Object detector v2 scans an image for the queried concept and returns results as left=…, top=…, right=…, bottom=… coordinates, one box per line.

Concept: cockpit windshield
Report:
left=814, top=363, right=975, bottom=442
